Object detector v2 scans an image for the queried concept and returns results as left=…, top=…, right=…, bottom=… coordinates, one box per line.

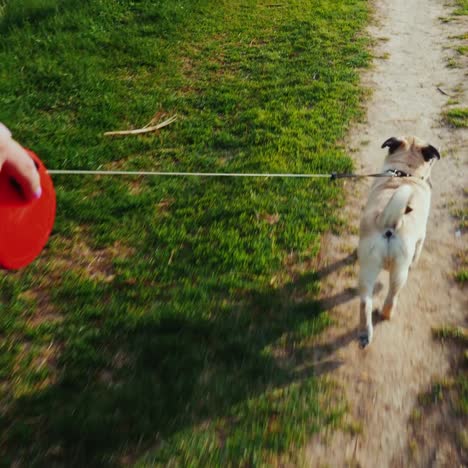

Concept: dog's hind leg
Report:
left=382, top=263, right=410, bottom=320
left=358, top=262, right=380, bottom=348
left=411, top=237, right=425, bottom=267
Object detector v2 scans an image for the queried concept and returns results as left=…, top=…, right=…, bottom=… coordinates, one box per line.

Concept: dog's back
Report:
left=358, top=177, right=431, bottom=271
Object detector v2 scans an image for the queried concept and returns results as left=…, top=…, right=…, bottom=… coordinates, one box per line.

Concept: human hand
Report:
left=0, top=123, right=41, bottom=200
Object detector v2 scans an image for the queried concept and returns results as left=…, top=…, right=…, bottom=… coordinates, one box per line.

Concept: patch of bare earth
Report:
left=11, top=235, right=133, bottom=332
left=1, top=238, right=134, bottom=398
left=305, top=0, right=468, bottom=466
left=405, top=346, right=468, bottom=466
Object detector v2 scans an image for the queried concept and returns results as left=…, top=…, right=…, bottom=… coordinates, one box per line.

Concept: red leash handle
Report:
left=0, top=149, right=56, bottom=270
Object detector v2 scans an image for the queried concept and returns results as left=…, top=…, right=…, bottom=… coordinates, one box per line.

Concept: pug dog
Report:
left=358, top=136, right=440, bottom=347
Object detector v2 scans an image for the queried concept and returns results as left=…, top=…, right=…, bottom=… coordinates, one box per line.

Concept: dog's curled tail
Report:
left=378, top=185, right=413, bottom=229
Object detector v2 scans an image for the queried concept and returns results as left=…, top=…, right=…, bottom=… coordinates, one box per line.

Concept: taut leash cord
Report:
left=47, top=169, right=412, bottom=179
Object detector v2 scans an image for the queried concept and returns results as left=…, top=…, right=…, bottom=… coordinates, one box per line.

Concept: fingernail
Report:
left=33, top=186, right=42, bottom=200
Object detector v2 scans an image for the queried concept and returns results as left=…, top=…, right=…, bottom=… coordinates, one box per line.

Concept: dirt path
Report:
left=306, top=0, right=467, bottom=466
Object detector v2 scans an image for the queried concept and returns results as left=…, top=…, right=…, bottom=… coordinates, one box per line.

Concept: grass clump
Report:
left=454, top=0, right=468, bottom=15
left=433, top=326, right=468, bottom=343
left=450, top=192, right=467, bottom=284
left=444, top=108, right=468, bottom=127
left=451, top=205, right=468, bottom=230
left=0, top=0, right=370, bottom=465
left=454, top=249, right=468, bottom=284
left=456, top=269, right=468, bottom=283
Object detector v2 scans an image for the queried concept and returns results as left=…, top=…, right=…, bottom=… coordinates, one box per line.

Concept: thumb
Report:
left=0, top=126, right=41, bottom=200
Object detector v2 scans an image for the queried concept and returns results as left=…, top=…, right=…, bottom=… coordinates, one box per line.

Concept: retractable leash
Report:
left=0, top=150, right=56, bottom=270
left=0, top=150, right=412, bottom=270
left=46, top=169, right=410, bottom=179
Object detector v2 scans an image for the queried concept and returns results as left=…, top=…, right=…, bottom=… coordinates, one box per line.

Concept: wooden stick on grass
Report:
left=104, top=115, right=177, bottom=136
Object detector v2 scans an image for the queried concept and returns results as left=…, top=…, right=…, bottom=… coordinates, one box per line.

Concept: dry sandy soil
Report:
left=305, top=0, right=467, bottom=466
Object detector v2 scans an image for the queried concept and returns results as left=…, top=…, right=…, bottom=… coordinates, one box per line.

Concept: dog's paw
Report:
left=358, top=332, right=371, bottom=349
left=381, top=302, right=394, bottom=320
left=358, top=327, right=374, bottom=349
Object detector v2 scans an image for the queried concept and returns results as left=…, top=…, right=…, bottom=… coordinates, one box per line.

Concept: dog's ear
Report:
left=381, top=137, right=403, bottom=154
left=421, top=144, right=440, bottom=161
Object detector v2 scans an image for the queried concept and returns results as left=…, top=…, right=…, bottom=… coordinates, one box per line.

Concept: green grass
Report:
left=451, top=195, right=467, bottom=283
left=454, top=249, right=468, bottom=284
left=451, top=206, right=468, bottom=230
left=454, top=238, right=468, bottom=283
left=444, top=108, right=468, bottom=127
left=456, top=269, right=468, bottom=283
left=433, top=326, right=468, bottom=342
left=0, top=0, right=370, bottom=465
left=454, top=0, right=468, bottom=15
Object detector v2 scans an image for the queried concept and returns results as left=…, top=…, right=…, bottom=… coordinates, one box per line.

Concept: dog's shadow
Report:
left=0, top=249, right=387, bottom=465
left=304, top=250, right=385, bottom=368
left=315, top=249, right=383, bottom=311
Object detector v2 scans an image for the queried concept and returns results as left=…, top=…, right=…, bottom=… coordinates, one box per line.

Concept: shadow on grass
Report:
left=0, top=0, right=81, bottom=32
left=1, top=253, right=362, bottom=466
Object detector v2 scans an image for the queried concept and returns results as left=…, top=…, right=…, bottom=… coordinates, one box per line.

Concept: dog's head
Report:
left=381, top=136, right=440, bottom=180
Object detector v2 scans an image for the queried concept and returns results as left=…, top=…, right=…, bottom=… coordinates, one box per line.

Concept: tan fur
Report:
left=357, top=136, right=438, bottom=347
